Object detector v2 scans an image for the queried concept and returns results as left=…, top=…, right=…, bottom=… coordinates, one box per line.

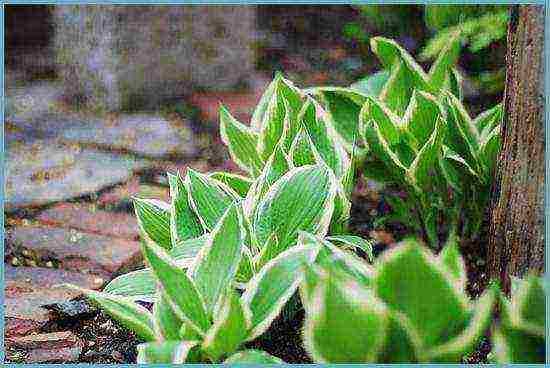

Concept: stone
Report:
left=5, top=139, right=151, bottom=210
left=53, top=6, right=257, bottom=111
left=60, top=113, right=196, bottom=158
left=10, top=225, right=142, bottom=275
left=37, top=202, right=139, bottom=240
left=7, top=331, right=80, bottom=350
left=25, top=346, right=82, bottom=363
left=4, top=266, right=102, bottom=337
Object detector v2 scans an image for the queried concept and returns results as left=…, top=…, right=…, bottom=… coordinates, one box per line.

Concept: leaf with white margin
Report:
left=428, top=30, right=461, bottom=93
left=257, top=88, right=288, bottom=162
left=168, top=172, right=203, bottom=246
left=374, top=240, right=470, bottom=347
left=187, top=203, right=245, bottom=314
left=224, top=350, right=284, bottom=364
left=219, top=105, right=264, bottom=177
left=253, top=165, right=336, bottom=253
left=185, top=168, right=238, bottom=231
left=67, top=285, right=156, bottom=342
left=202, top=288, right=250, bottom=361
left=426, top=285, right=496, bottom=362
left=402, top=90, right=442, bottom=148
left=209, top=171, right=253, bottom=198
left=133, top=197, right=172, bottom=250
left=242, top=242, right=322, bottom=340
left=136, top=341, right=198, bottom=364
left=242, top=141, right=292, bottom=219
left=288, top=127, right=316, bottom=167
left=300, top=98, right=351, bottom=179
left=304, top=272, right=388, bottom=363
left=140, top=227, right=210, bottom=335
left=153, top=289, right=183, bottom=340
left=438, top=230, right=466, bottom=290
left=326, top=235, right=374, bottom=262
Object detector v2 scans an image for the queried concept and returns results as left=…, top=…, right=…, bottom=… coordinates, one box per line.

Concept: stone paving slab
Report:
left=5, top=266, right=103, bottom=337
left=10, top=225, right=142, bottom=274
left=5, top=140, right=151, bottom=210
left=60, top=113, right=196, bottom=158
left=37, top=202, right=139, bottom=240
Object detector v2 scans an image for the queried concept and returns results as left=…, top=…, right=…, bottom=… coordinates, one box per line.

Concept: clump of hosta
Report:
left=310, top=35, right=502, bottom=248
left=300, top=238, right=497, bottom=363
left=219, top=72, right=356, bottom=234
left=491, top=275, right=546, bottom=363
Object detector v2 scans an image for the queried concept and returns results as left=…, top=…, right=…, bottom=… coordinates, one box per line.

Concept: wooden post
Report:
left=487, top=5, right=545, bottom=293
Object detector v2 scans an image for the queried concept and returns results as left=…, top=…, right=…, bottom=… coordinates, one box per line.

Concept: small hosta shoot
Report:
left=301, top=238, right=497, bottom=363
left=492, top=275, right=546, bottom=363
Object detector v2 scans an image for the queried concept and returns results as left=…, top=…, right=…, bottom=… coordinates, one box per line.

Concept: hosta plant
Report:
left=311, top=36, right=502, bottom=248
left=70, top=203, right=328, bottom=363
left=300, top=237, right=497, bottom=363
left=492, top=275, right=546, bottom=363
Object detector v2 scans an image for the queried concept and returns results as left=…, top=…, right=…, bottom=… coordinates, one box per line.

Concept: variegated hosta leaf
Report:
left=349, top=70, right=390, bottom=98
left=68, top=286, right=156, bottom=342
left=376, top=311, right=421, bottom=363
left=289, top=127, right=316, bottom=167
left=219, top=105, right=263, bottom=177
left=304, top=271, right=388, bottom=363
left=257, top=88, right=289, bottom=162
left=153, top=289, right=183, bottom=340
left=448, top=68, right=463, bottom=100
left=308, top=86, right=368, bottom=150
left=188, top=203, right=245, bottom=315
left=134, top=197, right=172, bottom=250
left=426, top=285, right=496, bottom=362
left=242, top=242, right=323, bottom=340
left=476, top=103, right=503, bottom=138
left=361, top=96, right=402, bottom=146
left=300, top=98, right=351, bottom=179
left=428, top=30, right=462, bottom=93
left=251, top=73, right=281, bottom=132
left=438, top=231, right=466, bottom=290
left=224, top=350, right=284, bottom=364
left=185, top=168, right=238, bottom=231
left=407, top=117, right=444, bottom=191
left=168, top=172, right=203, bottom=246
left=325, top=235, right=374, bottom=262
left=104, top=235, right=207, bottom=302
left=253, top=165, right=336, bottom=254
left=202, top=288, right=250, bottom=361
left=209, top=172, right=253, bottom=198
left=243, top=141, right=292, bottom=219
left=140, top=228, right=210, bottom=335
left=374, top=240, right=470, bottom=347
left=511, top=275, right=545, bottom=335
left=442, top=93, right=480, bottom=172
left=136, top=341, right=198, bottom=364
left=402, top=90, right=442, bottom=148
left=478, top=124, right=501, bottom=177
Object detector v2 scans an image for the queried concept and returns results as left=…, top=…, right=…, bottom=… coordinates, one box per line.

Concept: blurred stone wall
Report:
left=52, top=6, right=257, bottom=111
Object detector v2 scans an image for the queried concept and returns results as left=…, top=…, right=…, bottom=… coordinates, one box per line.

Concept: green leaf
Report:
left=476, top=103, right=503, bottom=137
left=251, top=73, right=281, bottom=132
left=242, top=242, right=322, bottom=340
left=224, top=350, right=284, bottom=364
left=289, top=127, right=316, bottom=167
left=513, top=275, right=545, bottom=336
left=257, top=87, right=289, bottom=161
left=219, top=105, right=264, bottom=177
left=186, top=168, right=237, bottom=231
left=140, top=228, right=210, bottom=335
left=375, top=240, right=470, bottom=347
left=438, top=231, right=466, bottom=290
left=168, top=173, right=203, bottom=246
left=188, top=203, right=245, bottom=314
left=133, top=197, right=172, bottom=250
left=202, top=289, right=250, bottom=361
left=377, top=311, right=421, bottom=363
left=300, top=98, right=351, bottom=179
left=349, top=70, right=390, bottom=98
left=427, top=286, right=496, bottom=362
left=69, top=286, right=156, bottom=342
left=243, top=141, right=292, bottom=219
left=428, top=30, right=462, bottom=92
left=170, top=234, right=208, bottom=260
left=312, top=87, right=368, bottom=149
left=304, top=273, right=388, bottom=363
left=448, top=68, right=463, bottom=100
left=209, top=172, right=253, bottom=198
left=253, top=165, right=336, bottom=254
left=103, top=268, right=158, bottom=302
left=478, top=124, right=501, bottom=176
left=136, top=341, right=198, bottom=364
left=403, top=90, right=442, bottom=148
left=492, top=324, right=546, bottom=363
left=326, top=235, right=374, bottom=262
left=361, top=97, right=402, bottom=145
left=407, top=117, right=444, bottom=191
left=153, top=289, right=183, bottom=340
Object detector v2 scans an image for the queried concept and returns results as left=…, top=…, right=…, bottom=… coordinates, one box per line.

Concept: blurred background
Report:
left=4, top=5, right=509, bottom=362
